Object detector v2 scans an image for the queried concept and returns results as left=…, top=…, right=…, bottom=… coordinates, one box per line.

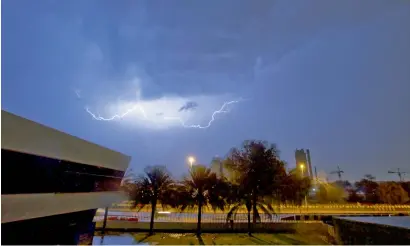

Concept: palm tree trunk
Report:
left=252, top=191, right=257, bottom=224
left=247, top=208, right=251, bottom=236
left=102, top=207, right=109, bottom=235
left=197, top=200, right=203, bottom=236
left=149, top=200, right=157, bottom=235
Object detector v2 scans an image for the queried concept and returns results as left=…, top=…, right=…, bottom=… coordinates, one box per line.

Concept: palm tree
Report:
left=176, top=165, right=228, bottom=236
left=131, top=166, right=175, bottom=235
left=226, top=183, right=275, bottom=236
left=228, top=140, right=286, bottom=232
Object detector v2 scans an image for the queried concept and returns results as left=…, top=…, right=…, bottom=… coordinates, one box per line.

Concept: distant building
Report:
left=295, top=149, right=313, bottom=179
left=1, top=110, right=131, bottom=245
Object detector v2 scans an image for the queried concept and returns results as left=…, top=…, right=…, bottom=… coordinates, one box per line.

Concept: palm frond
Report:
left=254, top=209, right=261, bottom=223
left=226, top=203, right=241, bottom=222
left=266, top=202, right=275, bottom=213
left=257, top=204, right=273, bottom=221
left=128, top=166, right=177, bottom=212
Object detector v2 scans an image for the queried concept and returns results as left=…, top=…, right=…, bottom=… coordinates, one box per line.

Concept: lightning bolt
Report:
left=85, top=99, right=243, bottom=129
left=163, top=100, right=239, bottom=129
left=74, top=90, right=81, bottom=98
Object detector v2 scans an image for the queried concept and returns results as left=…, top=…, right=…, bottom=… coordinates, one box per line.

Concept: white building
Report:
left=1, top=110, right=131, bottom=245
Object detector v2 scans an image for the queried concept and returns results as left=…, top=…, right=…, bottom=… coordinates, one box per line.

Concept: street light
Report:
left=299, top=163, right=305, bottom=176
left=187, top=156, right=195, bottom=168
left=299, top=163, right=308, bottom=207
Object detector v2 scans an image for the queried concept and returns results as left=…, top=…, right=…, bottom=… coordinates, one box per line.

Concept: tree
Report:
left=355, top=174, right=380, bottom=203
left=176, top=165, right=228, bottom=236
left=225, top=183, right=275, bottom=236
left=347, top=189, right=363, bottom=203
left=225, top=183, right=252, bottom=234
left=378, top=182, right=410, bottom=204
left=219, top=155, right=243, bottom=185
left=130, top=166, right=175, bottom=235
left=228, top=140, right=286, bottom=233
left=400, top=181, right=410, bottom=197
left=280, top=168, right=312, bottom=205
left=316, top=182, right=347, bottom=203
left=121, top=168, right=137, bottom=198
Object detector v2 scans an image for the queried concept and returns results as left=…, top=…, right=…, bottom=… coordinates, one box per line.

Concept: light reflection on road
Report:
left=93, top=234, right=150, bottom=245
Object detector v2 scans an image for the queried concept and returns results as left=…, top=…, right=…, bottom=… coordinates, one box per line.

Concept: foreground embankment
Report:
left=332, top=216, right=410, bottom=244
left=93, top=232, right=331, bottom=245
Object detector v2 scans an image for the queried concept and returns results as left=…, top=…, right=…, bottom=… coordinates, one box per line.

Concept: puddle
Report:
left=93, top=235, right=151, bottom=245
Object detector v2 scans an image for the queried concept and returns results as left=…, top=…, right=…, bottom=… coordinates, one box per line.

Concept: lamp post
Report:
left=187, top=156, right=195, bottom=169
left=299, top=163, right=308, bottom=207
left=299, top=163, right=305, bottom=177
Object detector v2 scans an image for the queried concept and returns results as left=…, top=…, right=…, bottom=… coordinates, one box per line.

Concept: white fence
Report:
left=93, top=211, right=286, bottom=223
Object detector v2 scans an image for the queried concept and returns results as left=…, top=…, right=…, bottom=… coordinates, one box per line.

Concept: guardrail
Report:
left=108, top=202, right=410, bottom=214
left=93, top=213, right=284, bottom=223
left=94, top=209, right=409, bottom=225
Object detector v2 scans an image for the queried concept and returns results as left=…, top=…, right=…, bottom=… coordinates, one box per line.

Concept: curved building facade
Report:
left=1, top=110, right=131, bottom=245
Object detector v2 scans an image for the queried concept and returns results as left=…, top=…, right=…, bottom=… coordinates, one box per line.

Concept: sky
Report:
left=2, top=0, right=410, bottom=182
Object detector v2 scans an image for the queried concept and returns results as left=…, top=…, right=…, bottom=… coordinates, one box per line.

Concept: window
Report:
left=1, top=149, right=124, bottom=194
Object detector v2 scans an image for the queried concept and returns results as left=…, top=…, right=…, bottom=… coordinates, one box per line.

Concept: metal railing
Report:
left=94, top=212, right=292, bottom=223
left=108, top=202, right=410, bottom=214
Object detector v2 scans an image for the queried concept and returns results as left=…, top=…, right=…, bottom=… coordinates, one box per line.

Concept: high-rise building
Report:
left=295, top=149, right=313, bottom=178
left=1, top=110, right=131, bottom=245
left=306, top=149, right=314, bottom=180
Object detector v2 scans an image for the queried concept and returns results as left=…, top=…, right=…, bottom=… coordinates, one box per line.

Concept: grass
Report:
left=96, top=232, right=330, bottom=245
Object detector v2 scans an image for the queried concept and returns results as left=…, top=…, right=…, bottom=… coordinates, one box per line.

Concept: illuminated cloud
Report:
left=84, top=85, right=241, bottom=130
left=77, top=44, right=243, bottom=131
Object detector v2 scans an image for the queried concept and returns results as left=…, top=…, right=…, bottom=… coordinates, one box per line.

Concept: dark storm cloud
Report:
left=178, top=101, right=198, bottom=112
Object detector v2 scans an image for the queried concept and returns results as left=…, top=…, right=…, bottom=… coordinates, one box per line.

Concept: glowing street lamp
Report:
left=187, top=156, right=195, bottom=168
left=299, top=163, right=308, bottom=206
left=299, top=163, right=305, bottom=176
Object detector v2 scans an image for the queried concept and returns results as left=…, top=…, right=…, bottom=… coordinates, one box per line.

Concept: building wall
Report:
left=2, top=209, right=97, bottom=245
left=1, top=110, right=130, bottom=171
left=1, top=110, right=131, bottom=223
left=2, top=191, right=126, bottom=223
left=1, top=110, right=131, bottom=244
left=306, top=149, right=313, bottom=179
